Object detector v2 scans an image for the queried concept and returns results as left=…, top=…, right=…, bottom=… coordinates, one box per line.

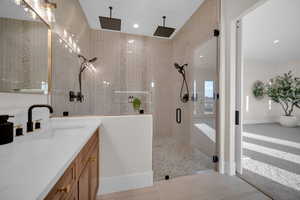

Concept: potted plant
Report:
left=252, top=81, right=265, bottom=99
left=265, top=71, right=300, bottom=127
left=132, top=97, right=141, bottom=113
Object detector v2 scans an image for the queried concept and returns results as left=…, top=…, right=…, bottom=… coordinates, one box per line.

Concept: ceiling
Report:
left=78, top=0, right=205, bottom=38
left=243, top=0, right=300, bottom=64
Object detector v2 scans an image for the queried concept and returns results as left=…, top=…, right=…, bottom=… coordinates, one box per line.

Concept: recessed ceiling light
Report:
left=199, top=55, right=204, bottom=58
left=128, top=40, right=134, bottom=44
left=273, top=40, right=280, bottom=44
left=133, top=24, right=139, bottom=29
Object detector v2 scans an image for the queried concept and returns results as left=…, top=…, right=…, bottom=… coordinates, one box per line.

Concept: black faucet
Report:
left=27, top=105, right=53, bottom=132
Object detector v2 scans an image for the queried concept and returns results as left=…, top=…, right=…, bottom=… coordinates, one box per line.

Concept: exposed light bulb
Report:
left=151, top=81, right=155, bottom=88
left=46, top=8, right=52, bottom=22
left=133, top=24, right=139, bottom=29
left=69, top=37, right=73, bottom=45
left=33, top=0, right=39, bottom=8
left=91, top=66, right=97, bottom=72
left=31, top=11, right=37, bottom=20
left=15, top=0, right=21, bottom=5
left=64, top=30, right=67, bottom=38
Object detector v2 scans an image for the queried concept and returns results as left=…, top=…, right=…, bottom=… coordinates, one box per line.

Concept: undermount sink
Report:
left=15, top=117, right=101, bottom=142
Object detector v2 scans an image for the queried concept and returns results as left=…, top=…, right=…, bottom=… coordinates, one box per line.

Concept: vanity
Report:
left=0, top=117, right=102, bottom=200
left=45, top=129, right=99, bottom=200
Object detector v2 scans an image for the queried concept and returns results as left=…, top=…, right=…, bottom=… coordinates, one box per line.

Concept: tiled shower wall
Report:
left=51, top=0, right=220, bottom=143
left=89, top=30, right=175, bottom=138
left=51, top=0, right=94, bottom=117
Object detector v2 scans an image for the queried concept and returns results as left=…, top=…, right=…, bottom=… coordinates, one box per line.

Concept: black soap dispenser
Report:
left=0, top=115, right=14, bottom=145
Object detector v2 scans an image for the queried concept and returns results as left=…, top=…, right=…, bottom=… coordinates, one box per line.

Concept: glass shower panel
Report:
left=153, top=37, right=219, bottom=182
left=190, top=37, right=218, bottom=166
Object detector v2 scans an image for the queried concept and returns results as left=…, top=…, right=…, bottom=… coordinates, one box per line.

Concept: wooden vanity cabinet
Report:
left=78, top=140, right=99, bottom=200
left=89, top=144, right=99, bottom=200
left=45, top=129, right=100, bottom=200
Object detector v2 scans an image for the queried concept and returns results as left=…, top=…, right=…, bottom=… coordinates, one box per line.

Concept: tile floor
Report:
left=242, top=123, right=300, bottom=200
left=97, top=171, right=270, bottom=200
left=153, top=137, right=213, bottom=181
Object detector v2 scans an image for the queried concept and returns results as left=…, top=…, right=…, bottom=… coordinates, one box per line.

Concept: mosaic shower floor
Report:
left=153, top=138, right=214, bottom=182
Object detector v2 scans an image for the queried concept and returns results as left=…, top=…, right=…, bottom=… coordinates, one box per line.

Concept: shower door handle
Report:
left=176, top=108, right=182, bottom=124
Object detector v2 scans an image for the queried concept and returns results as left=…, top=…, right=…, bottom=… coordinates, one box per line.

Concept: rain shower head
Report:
left=99, top=6, right=121, bottom=31
left=154, top=16, right=175, bottom=38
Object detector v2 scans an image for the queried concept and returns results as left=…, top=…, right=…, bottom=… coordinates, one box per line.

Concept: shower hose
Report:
left=180, top=70, right=189, bottom=103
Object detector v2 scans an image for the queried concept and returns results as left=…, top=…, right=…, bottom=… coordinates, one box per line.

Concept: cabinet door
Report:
left=89, top=145, right=99, bottom=200
left=78, top=164, right=90, bottom=200
left=66, top=186, right=78, bottom=200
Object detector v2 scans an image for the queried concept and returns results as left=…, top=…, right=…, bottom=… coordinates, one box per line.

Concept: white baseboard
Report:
left=98, top=171, right=153, bottom=195
left=218, top=158, right=225, bottom=174
left=244, top=119, right=300, bottom=126
left=220, top=160, right=236, bottom=176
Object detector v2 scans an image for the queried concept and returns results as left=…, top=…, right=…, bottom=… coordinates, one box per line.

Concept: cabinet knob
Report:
left=89, top=157, right=97, bottom=162
left=57, top=185, right=71, bottom=193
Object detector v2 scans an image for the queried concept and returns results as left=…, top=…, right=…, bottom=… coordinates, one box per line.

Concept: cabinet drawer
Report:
left=77, top=130, right=99, bottom=176
left=45, top=162, right=76, bottom=200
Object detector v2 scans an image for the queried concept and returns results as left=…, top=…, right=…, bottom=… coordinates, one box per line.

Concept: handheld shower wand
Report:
left=174, top=63, right=189, bottom=103
left=77, top=55, right=98, bottom=102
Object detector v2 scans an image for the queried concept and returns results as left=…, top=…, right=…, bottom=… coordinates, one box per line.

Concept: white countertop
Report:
left=0, top=117, right=102, bottom=200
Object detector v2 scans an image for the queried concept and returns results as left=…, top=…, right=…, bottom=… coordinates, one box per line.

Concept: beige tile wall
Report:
left=51, top=0, right=220, bottom=146
left=50, top=0, right=93, bottom=116
left=89, top=30, right=174, bottom=138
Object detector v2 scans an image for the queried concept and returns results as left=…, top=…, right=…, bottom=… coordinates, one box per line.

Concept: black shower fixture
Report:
left=99, top=6, right=121, bottom=31
left=174, top=63, right=189, bottom=103
left=154, top=16, right=176, bottom=38
left=174, top=63, right=188, bottom=75
left=75, top=55, right=98, bottom=102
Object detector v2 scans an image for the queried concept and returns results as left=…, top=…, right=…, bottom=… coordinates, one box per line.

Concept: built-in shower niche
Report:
left=112, top=90, right=153, bottom=115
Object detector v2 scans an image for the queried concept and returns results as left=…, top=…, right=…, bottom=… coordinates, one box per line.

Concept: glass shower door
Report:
left=189, top=36, right=219, bottom=171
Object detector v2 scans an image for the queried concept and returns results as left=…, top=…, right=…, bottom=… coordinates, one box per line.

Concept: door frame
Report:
left=235, top=19, right=244, bottom=174
left=233, top=0, right=270, bottom=175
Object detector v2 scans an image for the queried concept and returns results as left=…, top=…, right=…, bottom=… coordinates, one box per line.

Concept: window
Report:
left=204, top=81, right=214, bottom=98
left=204, top=80, right=214, bottom=114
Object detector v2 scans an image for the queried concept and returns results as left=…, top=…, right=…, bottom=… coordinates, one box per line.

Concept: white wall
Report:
left=243, top=60, right=300, bottom=124
left=220, top=0, right=267, bottom=175
left=0, top=93, right=50, bottom=134
left=98, top=115, right=153, bottom=194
